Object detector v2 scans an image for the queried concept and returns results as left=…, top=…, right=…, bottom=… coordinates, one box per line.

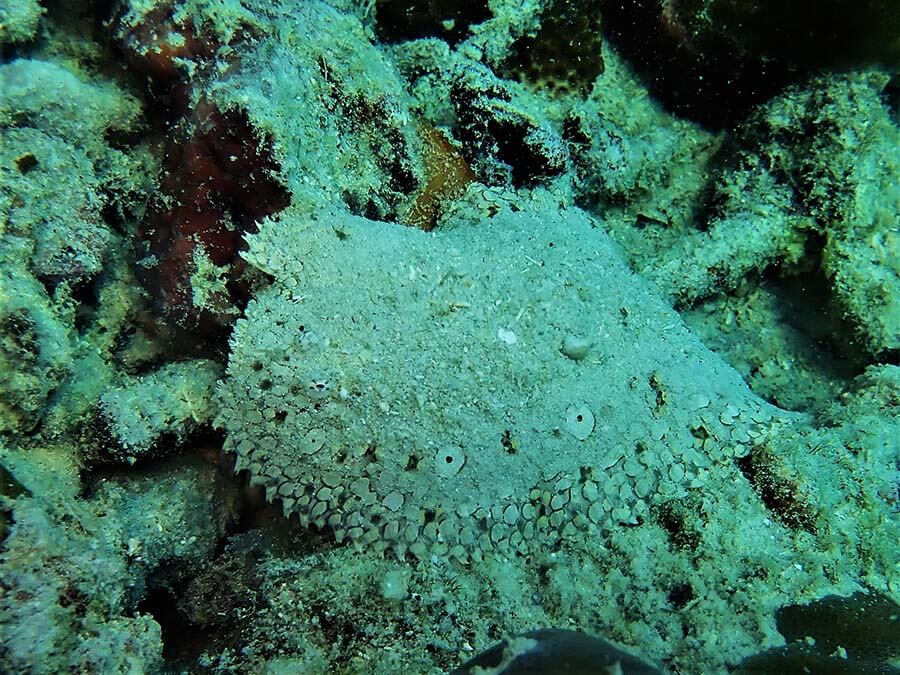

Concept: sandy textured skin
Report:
left=218, top=200, right=786, bottom=560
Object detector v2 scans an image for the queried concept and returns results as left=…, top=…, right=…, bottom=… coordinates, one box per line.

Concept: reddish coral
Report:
left=118, top=6, right=203, bottom=81
left=115, top=2, right=289, bottom=336
left=114, top=2, right=216, bottom=115
left=402, top=124, right=476, bottom=231
left=140, top=105, right=290, bottom=333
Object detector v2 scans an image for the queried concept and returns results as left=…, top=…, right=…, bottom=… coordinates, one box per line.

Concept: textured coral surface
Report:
left=1, top=1, right=897, bottom=674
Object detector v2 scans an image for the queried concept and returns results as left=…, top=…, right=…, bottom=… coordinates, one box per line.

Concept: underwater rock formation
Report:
left=0, top=0, right=897, bottom=673
left=0, top=59, right=143, bottom=287
left=640, top=72, right=900, bottom=359
left=0, top=0, right=42, bottom=45
left=115, top=0, right=457, bottom=332
left=0, top=448, right=234, bottom=673
left=97, top=359, right=222, bottom=463
left=0, top=57, right=153, bottom=437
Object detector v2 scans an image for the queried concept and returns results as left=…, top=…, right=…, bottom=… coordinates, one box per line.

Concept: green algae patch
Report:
left=0, top=0, right=43, bottom=45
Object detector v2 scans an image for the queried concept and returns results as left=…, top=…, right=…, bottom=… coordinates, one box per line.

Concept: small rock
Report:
left=561, top=334, right=591, bottom=360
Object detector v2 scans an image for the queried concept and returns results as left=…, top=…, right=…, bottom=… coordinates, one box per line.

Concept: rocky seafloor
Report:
left=1, top=1, right=898, bottom=673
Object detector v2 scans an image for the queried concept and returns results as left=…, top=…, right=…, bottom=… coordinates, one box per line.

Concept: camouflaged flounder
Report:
left=217, top=199, right=789, bottom=561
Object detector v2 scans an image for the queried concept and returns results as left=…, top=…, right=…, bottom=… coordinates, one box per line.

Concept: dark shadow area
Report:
left=138, top=585, right=216, bottom=668
left=683, top=256, right=865, bottom=415
left=375, top=0, right=491, bottom=46
left=598, top=0, right=799, bottom=129
left=501, top=0, right=604, bottom=98
left=735, top=592, right=900, bottom=673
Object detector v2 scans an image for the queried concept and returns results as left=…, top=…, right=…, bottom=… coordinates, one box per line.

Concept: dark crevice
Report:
left=501, top=0, right=604, bottom=98
left=374, top=0, right=491, bottom=46
left=138, top=584, right=215, bottom=668
left=598, top=0, right=800, bottom=129
left=736, top=448, right=818, bottom=534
